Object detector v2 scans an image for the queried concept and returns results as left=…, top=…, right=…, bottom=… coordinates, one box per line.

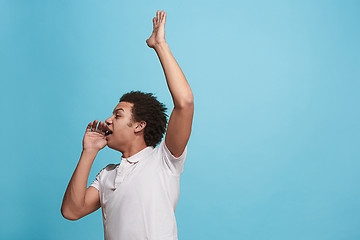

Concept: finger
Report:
left=96, top=121, right=102, bottom=134
left=99, top=121, right=106, bottom=135
left=105, top=124, right=111, bottom=132
left=153, top=17, right=156, bottom=26
left=103, top=122, right=108, bottom=136
left=91, top=120, right=98, bottom=132
left=161, top=11, right=165, bottom=22
left=86, top=122, right=92, bottom=132
left=157, top=10, right=160, bottom=23
left=163, top=12, right=166, bottom=22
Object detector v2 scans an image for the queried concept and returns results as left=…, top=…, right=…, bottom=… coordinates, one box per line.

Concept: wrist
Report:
left=82, top=148, right=99, bottom=155
left=154, top=41, right=168, bottom=51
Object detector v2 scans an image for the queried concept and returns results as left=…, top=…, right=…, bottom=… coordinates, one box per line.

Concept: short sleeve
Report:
left=90, top=167, right=106, bottom=191
left=159, top=139, right=188, bottom=176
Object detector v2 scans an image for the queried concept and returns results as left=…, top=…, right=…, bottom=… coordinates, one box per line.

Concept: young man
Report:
left=61, top=10, right=194, bottom=240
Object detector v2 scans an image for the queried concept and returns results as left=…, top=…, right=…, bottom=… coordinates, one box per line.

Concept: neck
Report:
left=121, top=140, right=148, bottom=159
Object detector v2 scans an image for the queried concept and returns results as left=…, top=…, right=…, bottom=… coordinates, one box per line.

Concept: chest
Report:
left=100, top=158, right=169, bottom=202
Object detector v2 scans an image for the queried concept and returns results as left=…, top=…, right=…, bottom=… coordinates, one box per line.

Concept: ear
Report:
left=134, top=121, right=147, bottom=133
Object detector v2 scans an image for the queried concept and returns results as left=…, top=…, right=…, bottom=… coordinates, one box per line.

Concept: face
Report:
left=105, top=101, right=141, bottom=151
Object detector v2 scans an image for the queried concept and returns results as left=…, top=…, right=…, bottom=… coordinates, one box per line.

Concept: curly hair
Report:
left=119, top=91, right=168, bottom=147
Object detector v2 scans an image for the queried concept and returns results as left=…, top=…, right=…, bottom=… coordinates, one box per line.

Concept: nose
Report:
left=105, top=116, right=112, bottom=126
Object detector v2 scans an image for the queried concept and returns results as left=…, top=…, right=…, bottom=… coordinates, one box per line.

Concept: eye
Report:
left=115, top=115, right=121, bottom=118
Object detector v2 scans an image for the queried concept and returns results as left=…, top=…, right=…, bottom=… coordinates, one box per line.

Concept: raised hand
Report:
left=146, top=10, right=167, bottom=48
left=82, top=120, right=108, bottom=152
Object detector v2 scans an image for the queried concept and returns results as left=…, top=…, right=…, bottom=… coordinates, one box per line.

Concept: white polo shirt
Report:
left=90, top=139, right=188, bottom=240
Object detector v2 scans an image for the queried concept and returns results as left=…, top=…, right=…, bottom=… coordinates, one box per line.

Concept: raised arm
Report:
left=146, top=10, right=194, bottom=157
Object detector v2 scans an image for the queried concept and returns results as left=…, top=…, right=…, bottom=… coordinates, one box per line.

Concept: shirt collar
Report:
left=121, top=145, right=154, bottom=163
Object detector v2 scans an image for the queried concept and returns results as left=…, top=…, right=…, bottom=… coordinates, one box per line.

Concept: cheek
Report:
left=114, top=122, right=133, bottom=134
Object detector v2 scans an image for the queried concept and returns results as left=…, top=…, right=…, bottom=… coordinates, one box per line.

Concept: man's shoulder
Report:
left=97, top=163, right=119, bottom=176
left=152, top=139, right=166, bottom=155
left=104, top=163, right=119, bottom=170
left=155, top=138, right=188, bottom=160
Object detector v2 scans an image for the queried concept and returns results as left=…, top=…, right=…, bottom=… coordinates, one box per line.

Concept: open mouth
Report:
left=105, top=130, right=113, bottom=136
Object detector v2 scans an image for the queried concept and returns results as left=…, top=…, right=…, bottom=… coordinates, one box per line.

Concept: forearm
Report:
left=154, top=42, right=193, bottom=108
left=61, top=150, right=97, bottom=216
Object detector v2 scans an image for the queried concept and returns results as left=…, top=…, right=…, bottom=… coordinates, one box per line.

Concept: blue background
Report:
left=1, top=0, right=359, bottom=239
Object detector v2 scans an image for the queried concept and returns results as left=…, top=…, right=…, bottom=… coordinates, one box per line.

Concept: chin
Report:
left=107, top=140, right=122, bottom=152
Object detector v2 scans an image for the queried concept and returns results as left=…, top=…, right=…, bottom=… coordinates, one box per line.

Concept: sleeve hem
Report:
left=163, top=140, right=187, bottom=160
left=89, top=184, right=99, bottom=191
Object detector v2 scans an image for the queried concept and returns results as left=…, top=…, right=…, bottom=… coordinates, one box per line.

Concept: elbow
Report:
left=176, top=95, right=194, bottom=109
left=61, top=206, right=81, bottom=221
left=186, top=95, right=194, bottom=107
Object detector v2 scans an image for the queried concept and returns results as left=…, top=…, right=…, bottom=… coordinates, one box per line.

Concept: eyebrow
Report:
left=113, top=108, right=125, bottom=114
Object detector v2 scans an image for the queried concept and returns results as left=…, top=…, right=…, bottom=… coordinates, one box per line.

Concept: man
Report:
left=61, top=10, right=194, bottom=240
